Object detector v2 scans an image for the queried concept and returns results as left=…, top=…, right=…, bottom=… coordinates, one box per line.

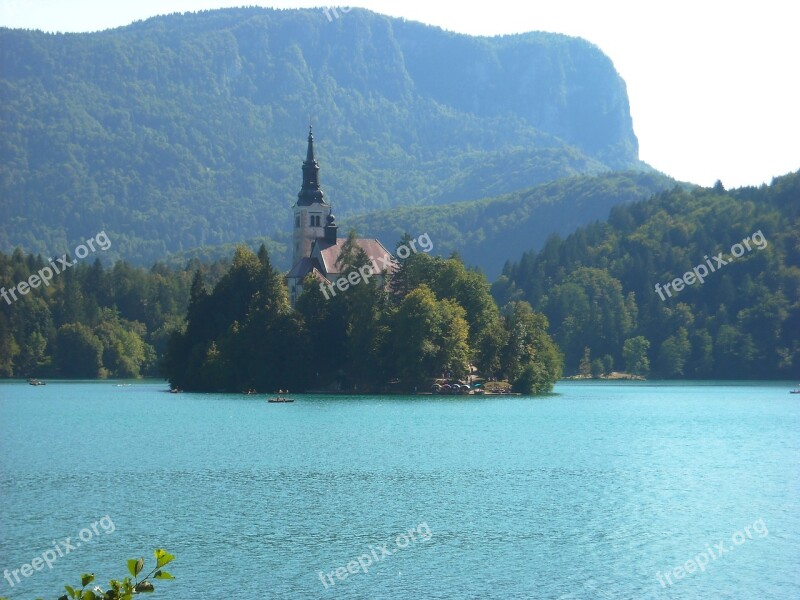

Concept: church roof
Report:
left=286, top=256, right=323, bottom=280
left=315, top=238, right=396, bottom=277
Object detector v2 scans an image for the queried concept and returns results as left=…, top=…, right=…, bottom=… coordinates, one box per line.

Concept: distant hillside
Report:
left=494, top=171, right=800, bottom=379
left=0, top=7, right=644, bottom=264
left=156, top=171, right=675, bottom=276
left=345, top=171, right=676, bottom=277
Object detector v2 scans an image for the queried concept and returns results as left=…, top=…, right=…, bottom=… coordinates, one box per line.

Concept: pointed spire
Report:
left=306, top=124, right=315, bottom=164
left=296, top=125, right=327, bottom=207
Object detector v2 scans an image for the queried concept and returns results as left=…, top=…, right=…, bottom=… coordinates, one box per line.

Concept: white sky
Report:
left=1, top=0, right=798, bottom=188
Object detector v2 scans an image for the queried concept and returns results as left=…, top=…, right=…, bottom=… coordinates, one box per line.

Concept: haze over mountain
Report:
left=345, top=171, right=675, bottom=278
left=0, top=7, right=646, bottom=265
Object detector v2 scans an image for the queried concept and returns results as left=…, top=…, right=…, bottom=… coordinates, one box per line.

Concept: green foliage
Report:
left=0, top=549, right=174, bottom=600
left=0, top=252, right=227, bottom=379
left=164, top=245, right=303, bottom=392
left=544, top=267, right=634, bottom=372
left=60, top=549, right=174, bottom=600
left=496, top=171, right=800, bottom=378
left=346, top=171, right=674, bottom=277
left=55, top=323, right=103, bottom=378
left=623, top=336, right=650, bottom=375
left=391, top=286, right=470, bottom=386
left=504, top=302, right=563, bottom=393
left=657, top=328, right=690, bottom=377
left=1, top=8, right=643, bottom=267
left=163, top=240, right=560, bottom=394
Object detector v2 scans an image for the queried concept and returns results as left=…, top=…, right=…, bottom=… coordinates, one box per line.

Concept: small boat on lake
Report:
left=268, top=393, right=294, bottom=403
left=791, top=384, right=800, bottom=394
left=28, top=378, right=46, bottom=386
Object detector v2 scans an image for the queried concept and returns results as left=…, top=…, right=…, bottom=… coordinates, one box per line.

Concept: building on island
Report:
left=286, top=127, right=395, bottom=306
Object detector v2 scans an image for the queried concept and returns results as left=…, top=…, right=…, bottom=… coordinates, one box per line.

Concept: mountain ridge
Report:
left=1, top=7, right=644, bottom=264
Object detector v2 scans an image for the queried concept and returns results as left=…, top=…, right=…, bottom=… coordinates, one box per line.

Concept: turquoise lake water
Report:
left=1, top=381, right=799, bottom=599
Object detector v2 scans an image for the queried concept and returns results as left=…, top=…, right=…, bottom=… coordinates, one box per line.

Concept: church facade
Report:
left=286, top=127, right=394, bottom=306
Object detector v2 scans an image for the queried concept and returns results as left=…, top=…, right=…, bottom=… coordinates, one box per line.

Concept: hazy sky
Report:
left=2, top=0, right=798, bottom=188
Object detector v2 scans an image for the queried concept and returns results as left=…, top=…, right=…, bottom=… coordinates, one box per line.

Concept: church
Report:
left=285, top=127, right=395, bottom=305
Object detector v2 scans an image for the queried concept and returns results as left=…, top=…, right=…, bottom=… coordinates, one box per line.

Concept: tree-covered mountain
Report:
left=493, top=171, right=800, bottom=379
left=151, top=171, right=675, bottom=276
left=344, top=171, right=676, bottom=278
left=0, top=7, right=645, bottom=264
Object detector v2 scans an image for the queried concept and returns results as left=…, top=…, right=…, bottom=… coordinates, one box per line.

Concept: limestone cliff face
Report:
left=392, top=25, right=638, bottom=166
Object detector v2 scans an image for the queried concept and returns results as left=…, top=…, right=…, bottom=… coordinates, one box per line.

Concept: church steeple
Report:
left=292, top=126, right=334, bottom=269
left=296, top=125, right=327, bottom=207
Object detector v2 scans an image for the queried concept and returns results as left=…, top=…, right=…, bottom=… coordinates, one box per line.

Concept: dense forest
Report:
left=163, top=236, right=562, bottom=394
left=1, top=7, right=644, bottom=265
left=0, top=250, right=229, bottom=378
left=345, top=171, right=676, bottom=278
left=0, top=236, right=563, bottom=393
left=2, top=174, right=796, bottom=383
left=493, top=171, right=800, bottom=379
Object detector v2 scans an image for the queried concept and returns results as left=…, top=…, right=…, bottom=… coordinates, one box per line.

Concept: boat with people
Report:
left=268, top=390, right=294, bottom=403
left=791, top=384, right=800, bottom=394
left=28, top=378, right=46, bottom=386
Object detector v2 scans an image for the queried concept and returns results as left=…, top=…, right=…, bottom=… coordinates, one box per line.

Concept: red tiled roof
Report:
left=315, top=238, right=397, bottom=277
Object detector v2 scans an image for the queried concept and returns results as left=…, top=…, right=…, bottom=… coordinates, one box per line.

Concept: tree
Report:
left=390, top=286, right=470, bottom=387
left=623, top=336, right=650, bottom=375
left=474, top=318, right=508, bottom=379
left=579, top=347, right=592, bottom=377
left=55, top=323, right=103, bottom=378
left=657, top=328, right=690, bottom=377
left=591, top=358, right=604, bottom=378
left=163, top=246, right=300, bottom=392
left=389, top=233, right=415, bottom=298
left=545, top=268, right=632, bottom=373
left=392, top=286, right=442, bottom=386
left=504, top=302, right=563, bottom=392
left=0, top=314, right=19, bottom=377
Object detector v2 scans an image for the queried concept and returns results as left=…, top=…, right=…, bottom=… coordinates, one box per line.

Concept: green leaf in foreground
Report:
left=154, top=549, right=174, bottom=568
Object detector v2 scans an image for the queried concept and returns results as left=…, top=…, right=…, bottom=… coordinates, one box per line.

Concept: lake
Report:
left=1, top=380, right=798, bottom=599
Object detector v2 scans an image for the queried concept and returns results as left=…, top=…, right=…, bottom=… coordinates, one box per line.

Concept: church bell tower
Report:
left=292, top=126, right=332, bottom=265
